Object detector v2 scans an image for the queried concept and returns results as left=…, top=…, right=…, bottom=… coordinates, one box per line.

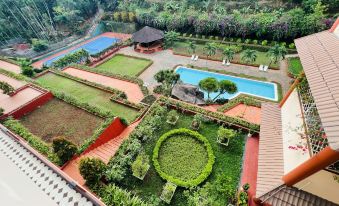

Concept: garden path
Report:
left=62, top=120, right=140, bottom=186
left=63, top=67, right=144, bottom=103
left=117, top=47, right=292, bottom=94
left=0, top=60, right=21, bottom=74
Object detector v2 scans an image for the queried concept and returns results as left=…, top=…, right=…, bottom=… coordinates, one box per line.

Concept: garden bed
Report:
left=94, top=54, right=153, bottom=77
left=19, top=98, right=104, bottom=145
left=35, top=72, right=140, bottom=122
left=287, top=57, right=303, bottom=78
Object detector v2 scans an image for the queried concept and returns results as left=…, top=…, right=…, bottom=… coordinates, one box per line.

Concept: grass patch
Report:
left=95, top=54, right=152, bottom=77
left=287, top=57, right=303, bottom=78
left=35, top=72, right=139, bottom=122
left=173, top=41, right=279, bottom=68
left=20, top=98, right=104, bottom=145
left=123, top=112, right=245, bottom=205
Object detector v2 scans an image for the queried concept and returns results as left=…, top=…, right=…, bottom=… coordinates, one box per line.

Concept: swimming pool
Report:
left=44, top=36, right=121, bottom=66
left=175, top=67, right=278, bottom=101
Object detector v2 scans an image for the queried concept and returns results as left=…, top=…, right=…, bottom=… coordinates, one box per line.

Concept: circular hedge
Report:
left=153, top=128, right=215, bottom=187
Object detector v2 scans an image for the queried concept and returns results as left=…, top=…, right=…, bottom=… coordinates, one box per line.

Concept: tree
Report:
left=164, top=31, right=179, bottom=48
left=204, top=42, right=217, bottom=60
left=222, top=47, right=235, bottom=64
left=217, top=127, right=236, bottom=146
left=188, top=41, right=197, bottom=55
left=198, top=77, right=219, bottom=100
left=154, top=69, right=180, bottom=96
left=241, top=49, right=257, bottom=64
left=0, top=81, right=14, bottom=95
left=32, top=38, right=48, bottom=52
left=267, top=45, right=287, bottom=65
left=79, top=157, right=106, bottom=186
left=213, top=80, right=237, bottom=101
left=19, top=58, right=35, bottom=77
left=52, top=137, right=77, bottom=165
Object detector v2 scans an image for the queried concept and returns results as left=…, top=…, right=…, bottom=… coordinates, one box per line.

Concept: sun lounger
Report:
left=226, top=61, right=230, bottom=66
left=191, top=55, right=195, bottom=60
left=222, top=60, right=226, bottom=65
left=259, top=65, right=264, bottom=71
left=263, top=65, right=268, bottom=72
left=194, top=55, right=199, bottom=61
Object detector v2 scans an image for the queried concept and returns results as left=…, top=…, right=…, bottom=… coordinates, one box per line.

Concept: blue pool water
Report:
left=175, top=67, right=277, bottom=101
left=44, top=36, right=121, bottom=66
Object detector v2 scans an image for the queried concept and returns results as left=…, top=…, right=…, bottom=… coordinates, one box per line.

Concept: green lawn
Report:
left=122, top=111, right=246, bottom=205
left=287, top=57, right=303, bottom=77
left=173, top=41, right=279, bottom=68
left=95, top=54, right=152, bottom=76
left=36, top=72, right=139, bottom=122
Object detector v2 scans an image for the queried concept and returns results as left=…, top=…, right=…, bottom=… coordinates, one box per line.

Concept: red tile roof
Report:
left=295, top=29, right=339, bottom=151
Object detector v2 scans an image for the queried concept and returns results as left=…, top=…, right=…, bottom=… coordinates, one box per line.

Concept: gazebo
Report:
left=171, top=83, right=205, bottom=105
left=132, top=26, right=164, bottom=54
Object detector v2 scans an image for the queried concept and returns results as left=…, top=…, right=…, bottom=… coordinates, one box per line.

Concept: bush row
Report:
left=217, top=96, right=262, bottom=113
left=158, top=97, right=260, bottom=132
left=70, top=64, right=149, bottom=96
left=152, top=128, right=215, bottom=187
left=3, top=118, right=60, bottom=165
left=0, top=56, right=21, bottom=66
left=0, top=68, right=27, bottom=81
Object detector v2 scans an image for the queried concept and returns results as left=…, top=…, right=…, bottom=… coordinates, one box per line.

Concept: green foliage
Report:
left=242, top=183, right=250, bottom=191
left=166, top=110, right=179, bottom=124
left=52, top=49, right=89, bottom=69
left=188, top=41, right=197, bottom=54
left=154, top=69, right=180, bottom=96
left=18, top=58, right=35, bottom=77
left=31, top=39, right=48, bottom=52
left=261, top=40, right=268, bottom=46
left=153, top=128, right=215, bottom=187
left=160, top=182, right=177, bottom=204
left=289, top=43, right=296, bottom=49
left=238, top=191, right=248, bottom=206
left=217, top=96, right=261, bottom=113
left=79, top=157, right=106, bottom=186
left=0, top=81, right=14, bottom=95
left=217, top=127, right=237, bottom=145
left=287, top=57, right=304, bottom=78
left=213, top=80, right=238, bottom=102
left=0, top=107, right=4, bottom=115
left=222, top=47, right=235, bottom=62
left=267, top=45, right=287, bottom=64
left=203, top=42, right=217, bottom=59
left=191, top=114, right=204, bottom=131
left=241, top=49, right=257, bottom=64
left=198, top=77, right=219, bottom=100
left=52, top=137, right=77, bottom=165
left=131, top=151, right=150, bottom=180
left=164, top=31, right=180, bottom=48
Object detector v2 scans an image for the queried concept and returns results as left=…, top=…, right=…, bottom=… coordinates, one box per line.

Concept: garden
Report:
left=287, top=57, right=304, bottom=78
left=79, top=101, right=247, bottom=206
left=35, top=71, right=141, bottom=122
left=94, top=54, right=153, bottom=77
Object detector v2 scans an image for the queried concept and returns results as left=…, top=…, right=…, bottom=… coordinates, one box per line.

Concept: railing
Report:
left=297, top=78, right=339, bottom=174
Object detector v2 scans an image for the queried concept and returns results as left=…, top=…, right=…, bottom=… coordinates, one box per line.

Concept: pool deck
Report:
left=117, top=47, right=292, bottom=94
left=0, top=60, right=21, bottom=74
left=63, top=67, right=144, bottom=103
left=32, top=32, right=132, bottom=69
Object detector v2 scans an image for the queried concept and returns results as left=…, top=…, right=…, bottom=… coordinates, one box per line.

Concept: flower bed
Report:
left=153, top=128, right=215, bottom=187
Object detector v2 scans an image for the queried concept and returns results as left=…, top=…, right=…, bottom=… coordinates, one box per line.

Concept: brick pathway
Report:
left=63, top=67, right=144, bottom=103
left=117, top=47, right=292, bottom=94
left=224, top=104, right=261, bottom=125
left=0, top=60, right=21, bottom=74
left=62, top=121, right=140, bottom=186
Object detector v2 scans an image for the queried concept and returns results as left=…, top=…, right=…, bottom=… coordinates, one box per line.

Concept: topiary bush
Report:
left=0, top=81, right=14, bottom=95
left=217, top=126, right=237, bottom=146
left=79, top=157, right=106, bottom=186
left=131, top=151, right=150, bottom=180
left=160, top=182, right=177, bottom=204
left=52, top=137, right=77, bottom=165
left=153, top=128, right=215, bottom=187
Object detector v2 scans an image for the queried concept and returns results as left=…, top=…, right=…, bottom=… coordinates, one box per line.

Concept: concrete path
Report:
left=63, top=67, right=144, bottom=103
left=0, top=60, right=21, bottom=74
left=117, top=47, right=292, bottom=94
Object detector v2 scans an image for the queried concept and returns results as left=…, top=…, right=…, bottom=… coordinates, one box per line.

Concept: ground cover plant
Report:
left=95, top=54, right=152, bottom=77
left=105, top=103, right=246, bottom=205
left=19, top=98, right=104, bottom=145
left=287, top=57, right=304, bottom=78
left=35, top=72, right=140, bottom=122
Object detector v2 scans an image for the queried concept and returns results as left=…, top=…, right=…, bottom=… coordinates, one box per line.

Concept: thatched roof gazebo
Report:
left=132, top=26, right=164, bottom=54
left=171, top=83, right=205, bottom=105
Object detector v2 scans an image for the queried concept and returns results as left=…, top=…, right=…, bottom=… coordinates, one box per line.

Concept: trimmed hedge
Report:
left=0, top=56, right=20, bottom=66
left=0, top=68, right=27, bottom=81
left=217, top=96, right=261, bottom=113
left=153, top=128, right=215, bottom=187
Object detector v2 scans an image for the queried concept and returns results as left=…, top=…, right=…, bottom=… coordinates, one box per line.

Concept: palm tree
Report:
left=213, top=80, right=238, bottom=101
left=267, top=45, right=287, bottom=65
left=222, top=47, right=235, bottom=65
left=188, top=41, right=197, bottom=56
left=204, top=43, right=217, bottom=66
left=241, top=49, right=257, bottom=64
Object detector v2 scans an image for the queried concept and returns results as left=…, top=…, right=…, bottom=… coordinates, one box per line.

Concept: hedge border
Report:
left=152, top=128, right=215, bottom=187
left=217, top=96, right=262, bottom=113
left=0, top=56, right=21, bottom=66
left=0, top=68, right=27, bottom=81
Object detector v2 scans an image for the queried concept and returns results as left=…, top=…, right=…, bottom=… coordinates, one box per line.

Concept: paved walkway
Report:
left=117, top=47, right=292, bottom=94
left=0, top=60, right=21, bottom=74
left=0, top=73, right=24, bottom=89
left=62, top=121, right=139, bottom=186
left=63, top=67, right=144, bottom=103
left=224, top=104, right=261, bottom=125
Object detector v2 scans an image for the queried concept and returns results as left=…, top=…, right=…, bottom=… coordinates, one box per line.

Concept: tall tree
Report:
left=241, top=49, right=257, bottom=64
left=267, top=45, right=287, bottom=65
left=198, top=77, right=219, bottom=100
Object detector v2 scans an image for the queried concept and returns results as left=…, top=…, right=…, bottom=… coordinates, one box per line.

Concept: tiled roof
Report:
left=295, top=30, right=339, bottom=151
left=256, top=103, right=284, bottom=197
left=0, top=125, right=101, bottom=206
left=260, top=185, right=339, bottom=206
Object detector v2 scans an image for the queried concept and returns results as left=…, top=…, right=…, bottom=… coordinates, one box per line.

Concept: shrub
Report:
left=128, top=12, right=136, bottom=22
left=32, top=39, right=48, bottom=52
left=280, top=42, right=287, bottom=47
left=217, top=126, right=237, bottom=146
left=0, top=107, right=4, bottom=115
left=160, top=182, right=177, bottom=204
left=101, top=184, right=149, bottom=206
left=238, top=191, right=248, bottom=206
left=191, top=114, right=204, bottom=131
left=202, top=35, right=205, bottom=39
left=153, top=128, right=215, bottom=187
left=289, top=43, right=296, bottom=49
left=113, top=12, right=121, bottom=21
left=0, top=81, right=14, bottom=95
left=229, top=45, right=243, bottom=53
left=261, top=40, right=268, bottom=46
left=252, top=40, right=258, bottom=45
left=79, top=157, right=106, bottom=186
left=244, top=39, right=251, bottom=44
left=166, top=110, right=179, bottom=125
left=183, top=33, right=187, bottom=37
left=52, top=137, right=77, bottom=165
left=120, top=11, right=128, bottom=22
left=236, top=38, right=242, bottom=43
left=242, top=183, right=250, bottom=191
left=132, top=151, right=150, bottom=180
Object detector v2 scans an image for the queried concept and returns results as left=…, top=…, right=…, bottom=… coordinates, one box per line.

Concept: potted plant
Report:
left=217, top=126, right=236, bottom=146
left=237, top=190, right=248, bottom=206
left=160, top=182, right=177, bottom=204
left=242, top=183, right=250, bottom=192
left=191, top=114, right=204, bottom=131
left=166, top=110, right=179, bottom=125
left=131, top=151, right=150, bottom=180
